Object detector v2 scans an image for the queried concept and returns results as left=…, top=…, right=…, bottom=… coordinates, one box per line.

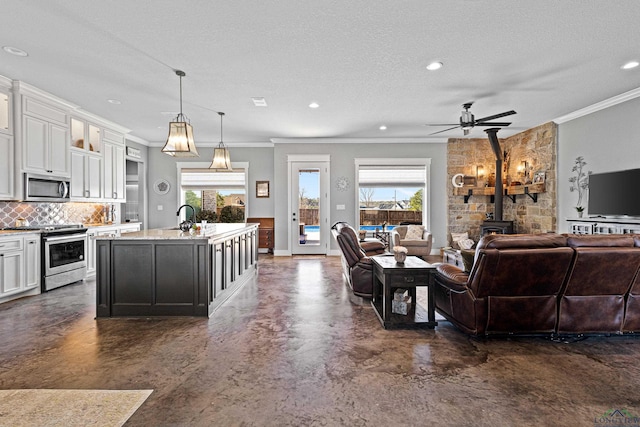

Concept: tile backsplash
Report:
left=0, top=202, right=114, bottom=228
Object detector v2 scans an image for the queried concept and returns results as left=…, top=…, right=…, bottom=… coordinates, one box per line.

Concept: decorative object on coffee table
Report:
left=393, top=246, right=407, bottom=263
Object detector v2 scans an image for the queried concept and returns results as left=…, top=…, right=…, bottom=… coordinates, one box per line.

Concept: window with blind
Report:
left=178, top=165, right=248, bottom=223
left=355, top=160, right=429, bottom=228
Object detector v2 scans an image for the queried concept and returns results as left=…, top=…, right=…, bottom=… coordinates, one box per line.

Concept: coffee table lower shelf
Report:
left=371, top=299, right=436, bottom=329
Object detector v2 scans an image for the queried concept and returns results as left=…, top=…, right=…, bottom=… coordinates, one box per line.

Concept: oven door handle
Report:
left=43, top=234, right=86, bottom=243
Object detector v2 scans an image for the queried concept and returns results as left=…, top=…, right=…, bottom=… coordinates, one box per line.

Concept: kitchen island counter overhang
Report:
left=96, top=223, right=259, bottom=317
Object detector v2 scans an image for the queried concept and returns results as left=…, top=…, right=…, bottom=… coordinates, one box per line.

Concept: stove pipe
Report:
left=484, top=128, right=503, bottom=221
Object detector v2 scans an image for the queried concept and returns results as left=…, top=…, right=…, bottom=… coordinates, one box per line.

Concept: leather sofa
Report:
left=332, top=223, right=379, bottom=298
left=433, top=233, right=640, bottom=336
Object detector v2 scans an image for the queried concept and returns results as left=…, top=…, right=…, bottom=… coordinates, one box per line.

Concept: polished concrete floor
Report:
left=1, top=255, right=640, bottom=426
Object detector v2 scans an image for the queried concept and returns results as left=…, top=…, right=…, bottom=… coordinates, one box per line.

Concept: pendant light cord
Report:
left=219, top=112, right=225, bottom=147
left=175, top=70, right=186, bottom=120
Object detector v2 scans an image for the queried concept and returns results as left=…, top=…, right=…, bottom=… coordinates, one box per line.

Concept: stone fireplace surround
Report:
left=447, top=122, right=557, bottom=245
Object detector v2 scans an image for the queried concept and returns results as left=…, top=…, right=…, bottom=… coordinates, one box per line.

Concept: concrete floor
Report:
left=1, top=255, right=640, bottom=426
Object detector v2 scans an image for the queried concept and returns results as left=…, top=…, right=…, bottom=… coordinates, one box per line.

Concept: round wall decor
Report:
left=336, top=176, right=350, bottom=191
left=153, top=179, right=171, bottom=195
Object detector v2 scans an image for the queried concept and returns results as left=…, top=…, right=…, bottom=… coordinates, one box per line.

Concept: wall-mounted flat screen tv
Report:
left=587, top=168, right=640, bottom=217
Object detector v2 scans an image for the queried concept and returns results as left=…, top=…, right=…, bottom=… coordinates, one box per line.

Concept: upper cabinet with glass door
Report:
left=0, top=89, right=11, bottom=135
left=70, top=117, right=101, bottom=153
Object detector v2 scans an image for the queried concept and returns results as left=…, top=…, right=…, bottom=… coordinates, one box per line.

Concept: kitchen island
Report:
left=96, top=223, right=259, bottom=317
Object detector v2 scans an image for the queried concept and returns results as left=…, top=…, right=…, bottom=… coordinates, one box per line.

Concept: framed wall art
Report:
left=256, top=181, right=270, bottom=198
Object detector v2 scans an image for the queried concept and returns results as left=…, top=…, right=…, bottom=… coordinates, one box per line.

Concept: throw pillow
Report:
left=404, top=225, right=425, bottom=240
left=451, top=232, right=468, bottom=249
left=461, top=249, right=475, bottom=272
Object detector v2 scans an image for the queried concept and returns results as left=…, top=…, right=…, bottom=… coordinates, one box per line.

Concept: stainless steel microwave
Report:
left=24, top=174, right=70, bottom=202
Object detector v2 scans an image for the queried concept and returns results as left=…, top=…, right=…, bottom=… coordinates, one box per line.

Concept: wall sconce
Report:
left=518, top=161, right=532, bottom=184
left=476, top=165, right=486, bottom=186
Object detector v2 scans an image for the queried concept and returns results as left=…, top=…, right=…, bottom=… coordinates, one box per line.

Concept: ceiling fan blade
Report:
left=475, top=122, right=512, bottom=127
left=425, top=123, right=459, bottom=127
left=475, top=110, right=517, bottom=123
left=429, top=126, right=460, bottom=135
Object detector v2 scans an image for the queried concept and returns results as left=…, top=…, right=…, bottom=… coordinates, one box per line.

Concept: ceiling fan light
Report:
left=161, top=120, right=199, bottom=157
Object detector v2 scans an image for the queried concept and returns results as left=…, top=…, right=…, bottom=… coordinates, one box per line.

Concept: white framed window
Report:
left=354, top=158, right=431, bottom=230
left=177, top=162, right=249, bottom=222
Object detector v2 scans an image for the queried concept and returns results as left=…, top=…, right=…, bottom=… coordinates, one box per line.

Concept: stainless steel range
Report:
left=8, top=224, right=88, bottom=291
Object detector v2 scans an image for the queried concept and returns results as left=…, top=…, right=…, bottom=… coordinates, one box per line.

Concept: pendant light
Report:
left=209, top=112, right=232, bottom=171
left=161, top=70, right=199, bottom=157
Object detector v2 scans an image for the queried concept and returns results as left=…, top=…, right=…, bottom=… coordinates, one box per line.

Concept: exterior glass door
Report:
left=291, top=161, right=328, bottom=255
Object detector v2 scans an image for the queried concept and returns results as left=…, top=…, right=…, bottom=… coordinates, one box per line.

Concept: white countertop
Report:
left=0, top=230, right=41, bottom=236
left=96, top=223, right=258, bottom=241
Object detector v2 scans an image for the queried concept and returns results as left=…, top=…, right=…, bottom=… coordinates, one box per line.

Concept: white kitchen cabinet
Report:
left=103, top=142, right=125, bottom=201
left=70, top=151, right=102, bottom=200
left=70, top=117, right=101, bottom=153
left=0, top=134, right=13, bottom=199
left=86, top=230, right=97, bottom=277
left=23, top=115, right=69, bottom=176
left=23, top=234, right=40, bottom=290
left=0, top=236, right=24, bottom=296
left=0, top=89, right=11, bottom=135
left=86, top=223, right=140, bottom=278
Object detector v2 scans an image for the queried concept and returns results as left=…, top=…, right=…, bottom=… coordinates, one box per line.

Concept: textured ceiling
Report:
left=1, top=0, right=639, bottom=145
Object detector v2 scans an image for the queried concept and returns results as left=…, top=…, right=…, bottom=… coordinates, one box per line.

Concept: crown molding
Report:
left=146, top=141, right=274, bottom=148
left=270, top=137, right=448, bottom=144
left=554, top=86, right=640, bottom=124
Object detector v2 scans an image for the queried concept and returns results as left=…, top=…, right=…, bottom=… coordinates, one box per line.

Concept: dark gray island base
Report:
left=96, top=224, right=259, bottom=317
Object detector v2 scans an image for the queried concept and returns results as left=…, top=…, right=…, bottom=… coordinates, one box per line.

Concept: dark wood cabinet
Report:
left=96, top=224, right=258, bottom=317
left=247, top=217, right=274, bottom=254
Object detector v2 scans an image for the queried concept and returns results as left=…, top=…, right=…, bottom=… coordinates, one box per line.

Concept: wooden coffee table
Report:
left=371, top=255, right=438, bottom=329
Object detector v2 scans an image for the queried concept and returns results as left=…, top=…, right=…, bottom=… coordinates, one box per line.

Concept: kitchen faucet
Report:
left=176, top=204, right=196, bottom=231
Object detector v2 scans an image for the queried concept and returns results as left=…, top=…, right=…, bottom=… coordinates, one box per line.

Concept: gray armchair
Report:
left=390, top=225, right=433, bottom=257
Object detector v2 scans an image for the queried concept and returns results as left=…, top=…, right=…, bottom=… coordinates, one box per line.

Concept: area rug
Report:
left=0, top=389, right=153, bottom=427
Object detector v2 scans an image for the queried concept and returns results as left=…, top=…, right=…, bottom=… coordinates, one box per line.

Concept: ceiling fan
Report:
left=427, top=102, right=516, bottom=135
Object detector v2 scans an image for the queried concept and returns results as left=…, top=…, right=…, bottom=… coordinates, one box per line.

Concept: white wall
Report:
left=557, top=96, right=640, bottom=231
left=147, top=146, right=275, bottom=229
left=273, top=141, right=448, bottom=254
left=146, top=140, right=449, bottom=253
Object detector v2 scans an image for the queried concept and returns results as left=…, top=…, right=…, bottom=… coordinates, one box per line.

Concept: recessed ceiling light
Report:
left=379, top=125, right=387, bottom=130
left=309, top=102, right=320, bottom=109
left=3, top=46, right=28, bottom=57
left=107, top=99, right=121, bottom=105
left=621, top=61, right=639, bottom=70
left=252, top=97, right=268, bottom=107
left=426, top=61, right=443, bottom=71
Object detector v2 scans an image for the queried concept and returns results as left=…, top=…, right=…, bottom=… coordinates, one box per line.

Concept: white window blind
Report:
left=358, top=165, right=426, bottom=188
left=180, top=168, right=246, bottom=190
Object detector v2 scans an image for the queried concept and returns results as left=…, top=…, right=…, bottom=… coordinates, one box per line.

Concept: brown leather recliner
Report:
left=434, top=234, right=575, bottom=335
left=559, top=235, right=640, bottom=334
left=333, top=222, right=385, bottom=256
left=434, top=233, right=640, bottom=336
left=333, top=223, right=375, bottom=298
